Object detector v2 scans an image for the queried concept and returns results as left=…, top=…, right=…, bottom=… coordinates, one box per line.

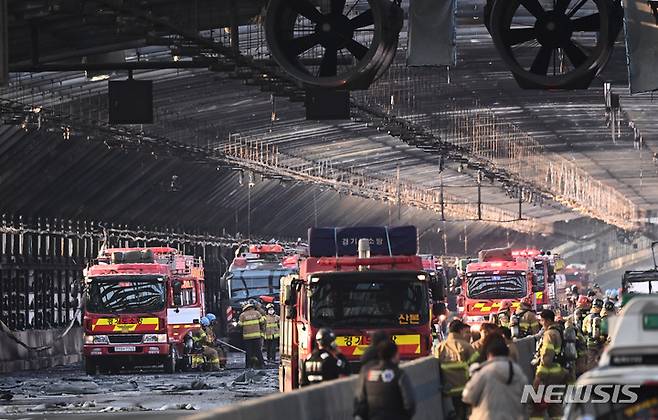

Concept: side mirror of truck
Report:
left=172, top=280, right=183, bottom=307
left=285, top=306, right=296, bottom=320
left=284, top=285, right=297, bottom=306
left=453, top=286, right=462, bottom=296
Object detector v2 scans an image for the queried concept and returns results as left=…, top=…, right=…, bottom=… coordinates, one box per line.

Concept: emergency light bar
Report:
left=249, top=244, right=284, bottom=254
left=317, top=256, right=417, bottom=267
left=511, top=249, right=541, bottom=257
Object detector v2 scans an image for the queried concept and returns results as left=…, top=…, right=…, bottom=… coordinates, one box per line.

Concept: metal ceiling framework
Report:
left=221, top=134, right=549, bottom=233
left=84, top=0, right=645, bottom=231
left=0, top=0, right=656, bottom=246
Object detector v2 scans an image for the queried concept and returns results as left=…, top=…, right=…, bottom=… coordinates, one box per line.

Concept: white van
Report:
left=564, top=296, right=658, bottom=420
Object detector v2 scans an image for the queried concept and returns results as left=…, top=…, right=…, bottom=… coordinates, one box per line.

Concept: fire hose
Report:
left=215, top=338, right=278, bottom=366
left=215, top=338, right=246, bottom=354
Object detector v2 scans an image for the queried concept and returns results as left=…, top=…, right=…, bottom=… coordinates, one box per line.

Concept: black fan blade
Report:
left=505, top=27, right=537, bottom=46
left=289, top=0, right=323, bottom=23
left=564, top=41, right=587, bottom=68
left=554, top=0, right=571, bottom=15
left=286, top=34, right=321, bottom=56
left=319, top=46, right=338, bottom=76
left=345, top=39, right=369, bottom=59
left=530, top=45, right=552, bottom=75
left=519, top=0, right=545, bottom=17
left=331, top=0, right=347, bottom=15
left=351, top=9, right=374, bottom=28
left=572, top=13, right=600, bottom=31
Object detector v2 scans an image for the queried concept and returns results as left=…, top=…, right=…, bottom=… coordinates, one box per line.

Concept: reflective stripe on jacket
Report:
left=435, top=333, right=476, bottom=396
left=238, top=309, right=266, bottom=340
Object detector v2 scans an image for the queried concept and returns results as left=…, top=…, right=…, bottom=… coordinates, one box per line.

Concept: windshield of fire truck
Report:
left=309, top=273, right=428, bottom=328
left=86, top=276, right=165, bottom=314
left=229, top=273, right=282, bottom=300
left=466, top=272, right=527, bottom=300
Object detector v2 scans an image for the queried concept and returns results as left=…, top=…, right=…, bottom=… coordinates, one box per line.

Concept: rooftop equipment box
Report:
left=308, top=226, right=417, bottom=257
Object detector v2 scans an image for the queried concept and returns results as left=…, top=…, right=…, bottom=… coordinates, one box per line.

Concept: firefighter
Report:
left=532, top=309, right=568, bottom=420
left=511, top=296, right=540, bottom=338
left=582, top=298, right=604, bottom=370
left=434, top=319, right=477, bottom=420
left=564, top=303, right=588, bottom=379
left=300, top=328, right=349, bottom=387
left=263, top=303, right=280, bottom=362
left=238, top=302, right=266, bottom=368
left=490, top=300, right=512, bottom=328
left=567, top=285, right=579, bottom=312
left=204, top=313, right=227, bottom=368
left=600, top=300, right=616, bottom=344
left=592, top=282, right=603, bottom=297
left=573, top=295, right=591, bottom=332
left=192, top=317, right=221, bottom=371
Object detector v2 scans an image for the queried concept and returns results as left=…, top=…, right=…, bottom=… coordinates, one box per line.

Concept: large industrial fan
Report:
left=485, top=0, right=623, bottom=89
left=265, top=0, right=403, bottom=90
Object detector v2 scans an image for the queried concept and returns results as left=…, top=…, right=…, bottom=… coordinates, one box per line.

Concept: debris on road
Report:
left=0, top=353, right=278, bottom=416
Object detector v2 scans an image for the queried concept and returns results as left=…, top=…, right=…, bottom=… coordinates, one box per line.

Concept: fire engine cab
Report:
left=279, top=226, right=432, bottom=391
left=219, top=242, right=296, bottom=344
left=82, top=247, right=205, bottom=374
left=511, top=248, right=558, bottom=309
left=458, top=247, right=533, bottom=329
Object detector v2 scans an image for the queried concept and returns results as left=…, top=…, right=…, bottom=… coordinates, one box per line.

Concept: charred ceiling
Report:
left=1, top=0, right=657, bottom=257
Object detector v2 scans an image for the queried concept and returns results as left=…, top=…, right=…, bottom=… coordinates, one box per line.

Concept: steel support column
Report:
left=0, top=0, right=7, bottom=86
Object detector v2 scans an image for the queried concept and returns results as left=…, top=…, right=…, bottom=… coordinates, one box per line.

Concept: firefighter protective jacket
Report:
left=517, top=309, right=541, bottom=337
left=264, top=313, right=280, bottom=340
left=536, top=324, right=563, bottom=377
left=491, top=309, right=511, bottom=328
left=434, top=333, right=477, bottom=396
left=582, top=309, right=603, bottom=347
left=202, top=325, right=216, bottom=343
left=238, top=308, right=266, bottom=341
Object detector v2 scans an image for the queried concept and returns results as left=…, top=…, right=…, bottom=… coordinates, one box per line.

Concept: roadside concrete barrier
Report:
left=188, top=357, right=442, bottom=420
left=0, top=326, right=83, bottom=373
left=514, top=336, right=537, bottom=382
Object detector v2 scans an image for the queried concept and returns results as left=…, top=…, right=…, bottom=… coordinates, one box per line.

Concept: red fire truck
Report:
left=562, top=264, right=591, bottom=291
left=279, top=226, right=432, bottom=391
left=219, top=243, right=296, bottom=344
left=511, top=248, right=558, bottom=309
left=458, top=248, right=533, bottom=330
left=82, top=247, right=205, bottom=374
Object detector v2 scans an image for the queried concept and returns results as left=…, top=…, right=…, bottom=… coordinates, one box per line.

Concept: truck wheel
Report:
left=83, top=357, right=97, bottom=376
left=164, top=348, right=177, bottom=374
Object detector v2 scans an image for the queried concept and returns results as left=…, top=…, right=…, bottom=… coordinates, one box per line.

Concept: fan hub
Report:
left=534, top=11, right=573, bottom=48
left=315, top=14, right=354, bottom=49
